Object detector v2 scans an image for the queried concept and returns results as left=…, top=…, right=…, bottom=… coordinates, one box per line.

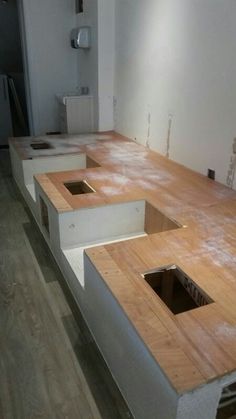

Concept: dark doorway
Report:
left=0, top=0, right=29, bottom=147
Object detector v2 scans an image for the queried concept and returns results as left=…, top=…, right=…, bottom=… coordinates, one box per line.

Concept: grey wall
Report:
left=21, top=0, right=78, bottom=135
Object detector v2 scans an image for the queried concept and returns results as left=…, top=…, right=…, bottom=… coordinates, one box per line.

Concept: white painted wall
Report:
left=97, top=0, right=115, bottom=130
left=77, top=0, right=115, bottom=131
left=59, top=200, right=145, bottom=248
left=77, top=0, right=99, bottom=129
left=23, top=154, right=86, bottom=186
left=114, top=0, right=236, bottom=187
left=21, top=0, right=78, bottom=135
left=19, top=0, right=114, bottom=135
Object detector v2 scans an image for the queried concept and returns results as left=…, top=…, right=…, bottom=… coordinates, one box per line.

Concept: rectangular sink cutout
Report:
left=142, top=265, right=213, bottom=314
left=217, top=382, right=236, bottom=418
left=144, top=202, right=180, bottom=234
left=40, top=196, right=50, bottom=235
left=30, top=141, right=52, bottom=150
left=64, top=180, right=95, bottom=195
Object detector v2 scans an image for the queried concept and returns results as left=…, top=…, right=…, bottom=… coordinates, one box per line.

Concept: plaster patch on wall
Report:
left=146, top=105, right=151, bottom=148
left=226, top=138, right=236, bottom=189
left=113, top=96, right=118, bottom=127
left=166, top=114, right=173, bottom=159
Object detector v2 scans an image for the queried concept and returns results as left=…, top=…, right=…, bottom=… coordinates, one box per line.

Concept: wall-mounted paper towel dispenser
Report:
left=71, top=27, right=90, bottom=49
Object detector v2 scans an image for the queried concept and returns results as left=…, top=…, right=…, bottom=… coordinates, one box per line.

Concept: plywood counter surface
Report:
left=9, top=132, right=117, bottom=160
left=33, top=133, right=235, bottom=214
left=86, top=225, right=236, bottom=394
left=18, top=132, right=236, bottom=395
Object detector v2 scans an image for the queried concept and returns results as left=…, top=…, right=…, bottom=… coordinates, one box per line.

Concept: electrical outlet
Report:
left=208, top=169, right=215, bottom=180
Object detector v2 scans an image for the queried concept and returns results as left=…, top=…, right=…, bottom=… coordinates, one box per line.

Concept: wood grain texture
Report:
left=0, top=150, right=132, bottom=419
left=144, top=201, right=180, bottom=234
left=10, top=132, right=236, bottom=395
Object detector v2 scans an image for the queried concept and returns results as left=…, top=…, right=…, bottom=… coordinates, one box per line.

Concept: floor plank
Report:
left=0, top=150, right=132, bottom=419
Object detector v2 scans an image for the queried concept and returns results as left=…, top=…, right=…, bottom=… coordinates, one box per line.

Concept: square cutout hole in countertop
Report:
left=217, top=382, right=236, bottom=418
left=30, top=141, right=52, bottom=150
left=142, top=265, right=213, bottom=315
left=64, top=180, right=95, bottom=195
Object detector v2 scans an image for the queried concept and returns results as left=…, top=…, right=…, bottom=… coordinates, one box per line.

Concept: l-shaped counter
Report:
left=9, top=132, right=236, bottom=419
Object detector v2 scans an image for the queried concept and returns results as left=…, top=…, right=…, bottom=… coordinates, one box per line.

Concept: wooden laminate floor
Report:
left=0, top=150, right=132, bottom=419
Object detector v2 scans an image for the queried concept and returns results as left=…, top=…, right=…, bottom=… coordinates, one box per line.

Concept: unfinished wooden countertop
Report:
left=12, top=132, right=236, bottom=394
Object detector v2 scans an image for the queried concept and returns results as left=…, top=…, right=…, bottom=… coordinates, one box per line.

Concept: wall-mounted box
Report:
left=71, top=27, right=90, bottom=49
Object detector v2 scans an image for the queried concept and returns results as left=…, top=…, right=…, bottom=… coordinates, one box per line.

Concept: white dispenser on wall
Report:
left=71, top=27, right=90, bottom=49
